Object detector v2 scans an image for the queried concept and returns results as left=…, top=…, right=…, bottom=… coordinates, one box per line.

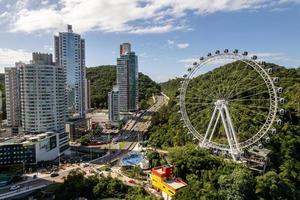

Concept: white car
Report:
left=80, top=163, right=89, bottom=168
left=9, top=185, right=20, bottom=190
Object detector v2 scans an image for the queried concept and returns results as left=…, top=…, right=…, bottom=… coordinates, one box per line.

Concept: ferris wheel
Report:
left=179, top=49, right=285, bottom=161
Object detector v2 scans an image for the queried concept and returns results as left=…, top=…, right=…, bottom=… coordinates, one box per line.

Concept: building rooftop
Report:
left=0, top=132, right=56, bottom=146
left=164, top=178, right=187, bottom=190
left=151, top=165, right=173, bottom=177
left=249, top=146, right=271, bottom=158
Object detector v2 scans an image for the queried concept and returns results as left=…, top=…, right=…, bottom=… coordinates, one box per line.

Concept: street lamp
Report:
left=58, top=152, right=61, bottom=168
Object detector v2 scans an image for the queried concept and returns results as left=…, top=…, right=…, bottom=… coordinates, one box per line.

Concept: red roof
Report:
left=151, top=165, right=174, bottom=178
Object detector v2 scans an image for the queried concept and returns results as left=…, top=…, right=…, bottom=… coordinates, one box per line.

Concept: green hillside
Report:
left=147, top=63, right=300, bottom=199
left=86, top=65, right=117, bottom=108
left=86, top=65, right=161, bottom=109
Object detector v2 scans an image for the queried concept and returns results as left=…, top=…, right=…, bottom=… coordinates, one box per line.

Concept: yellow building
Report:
left=150, top=165, right=187, bottom=200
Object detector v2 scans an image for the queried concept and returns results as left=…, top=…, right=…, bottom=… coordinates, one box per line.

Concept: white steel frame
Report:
left=179, top=52, right=278, bottom=160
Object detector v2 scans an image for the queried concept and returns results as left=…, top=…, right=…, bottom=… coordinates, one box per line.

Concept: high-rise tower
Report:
left=54, top=25, right=87, bottom=118
left=4, top=53, right=69, bottom=153
left=117, top=43, right=138, bottom=112
left=108, top=85, right=120, bottom=124
left=5, top=65, right=21, bottom=134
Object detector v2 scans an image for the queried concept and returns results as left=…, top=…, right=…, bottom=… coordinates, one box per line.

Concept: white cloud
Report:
left=168, top=40, right=190, bottom=49
left=167, top=40, right=175, bottom=45
left=3, top=0, right=297, bottom=34
left=43, top=45, right=53, bottom=52
left=0, top=48, right=31, bottom=72
left=177, top=43, right=189, bottom=49
left=178, top=58, right=197, bottom=63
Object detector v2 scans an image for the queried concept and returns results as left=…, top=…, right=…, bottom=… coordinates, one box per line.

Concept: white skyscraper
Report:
left=5, top=53, right=69, bottom=153
left=54, top=25, right=87, bottom=118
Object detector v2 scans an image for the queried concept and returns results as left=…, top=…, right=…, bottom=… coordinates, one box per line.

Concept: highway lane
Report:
left=91, top=94, right=168, bottom=165
left=0, top=167, right=79, bottom=198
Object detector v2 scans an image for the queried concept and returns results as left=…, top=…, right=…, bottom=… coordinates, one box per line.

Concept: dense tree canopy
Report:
left=35, top=168, right=156, bottom=199
left=86, top=65, right=117, bottom=108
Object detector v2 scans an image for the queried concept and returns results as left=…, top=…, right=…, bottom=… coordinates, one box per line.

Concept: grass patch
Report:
left=98, top=165, right=111, bottom=171
left=121, top=166, right=146, bottom=180
left=119, top=142, right=127, bottom=149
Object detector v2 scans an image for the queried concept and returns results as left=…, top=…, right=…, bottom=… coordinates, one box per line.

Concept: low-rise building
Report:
left=0, top=132, right=60, bottom=166
left=150, top=165, right=187, bottom=200
left=65, top=117, right=92, bottom=142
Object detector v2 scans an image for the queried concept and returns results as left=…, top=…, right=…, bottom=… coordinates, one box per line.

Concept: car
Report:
left=50, top=172, right=59, bottom=177
left=80, top=163, right=89, bottom=168
left=9, top=185, right=20, bottom=190
left=128, top=179, right=136, bottom=184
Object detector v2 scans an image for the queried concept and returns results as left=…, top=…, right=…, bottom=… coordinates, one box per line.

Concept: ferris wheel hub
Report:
left=214, top=99, right=228, bottom=106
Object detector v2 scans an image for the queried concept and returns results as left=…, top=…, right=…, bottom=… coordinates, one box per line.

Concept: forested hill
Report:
left=147, top=63, right=300, bottom=199
left=86, top=65, right=161, bottom=109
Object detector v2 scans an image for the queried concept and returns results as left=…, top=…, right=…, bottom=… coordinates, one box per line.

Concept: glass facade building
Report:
left=0, top=143, right=36, bottom=166
left=54, top=25, right=87, bottom=118
left=117, top=43, right=138, bottom=112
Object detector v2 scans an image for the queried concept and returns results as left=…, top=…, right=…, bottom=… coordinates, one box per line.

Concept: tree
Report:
left=146, top=150, right=163, bottom=168
left=60, top=169, right=86, bottom=199
left=218, top=168, right=256, bottom=200
left=256, top=171, right=296, bottom=200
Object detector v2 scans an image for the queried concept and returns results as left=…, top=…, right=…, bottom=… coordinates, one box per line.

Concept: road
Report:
left=0, top=164, right=81, bottom=199
left=91, top=94, right=168, bottom=165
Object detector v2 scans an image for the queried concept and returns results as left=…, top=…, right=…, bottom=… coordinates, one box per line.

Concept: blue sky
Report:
left=0, top=0, right=299, bottom=82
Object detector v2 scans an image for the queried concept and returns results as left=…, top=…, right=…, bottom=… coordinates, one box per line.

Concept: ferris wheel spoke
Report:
left=229, top=75, right=264, bottom=98
left=230, top=90, right=269, bottom=101
left=208, top=73, right=223, bottom=99
left=186, top=105, right=213, bottom=113
left=229, top=105, right=269, bottom=119
left=228, top=83, right=267, bottom=100
left=188, top=83, right=219, bottom=100
left=185, top=102, right=215, bottom=105
left=223, top=61, right=245, bottom=97
left=228, top=98, right=269, bottom=102
left=224, top=61, right=252, bottom=98
left=230, top=101, right=270, bottom=110
left=249, top=117, right=266, bottom=125
left=237, top=104, right=270, bottom=110
left=209, top=70, right=223, bottom=98
left=185, top=95, right=216, bottom=101
left=226, top=68, right=263, bottom=99
left=231, top=106, right=267, bottom=123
